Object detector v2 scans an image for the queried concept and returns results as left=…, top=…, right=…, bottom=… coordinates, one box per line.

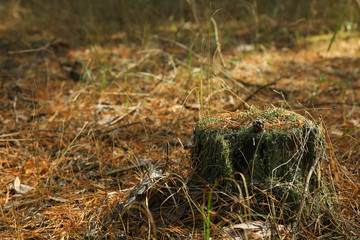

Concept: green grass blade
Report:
left=327, top=1, right=349, bottom=52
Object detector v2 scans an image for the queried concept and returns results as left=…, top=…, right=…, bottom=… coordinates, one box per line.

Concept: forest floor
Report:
left=1, top=11, right=360, bottom=239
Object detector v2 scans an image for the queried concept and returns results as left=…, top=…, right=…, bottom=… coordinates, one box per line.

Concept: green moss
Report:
left=191, top=106, right=327, bottom=214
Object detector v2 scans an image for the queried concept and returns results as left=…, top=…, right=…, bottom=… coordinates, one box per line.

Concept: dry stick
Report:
left=8, top=38, right=56, bottom=54
left=291, top=155, right=321, bottom=240
left=220, top=71, right=289, bottom=110
left=244, top=81, right=276, bottom=102
left=221, top=70, right=286, bottom=91
left=312, top=101, right=360, bottom=107
left=12, top=96, right=18, bottom=129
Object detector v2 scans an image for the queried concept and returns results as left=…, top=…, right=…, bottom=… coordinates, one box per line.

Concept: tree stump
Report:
left=191, top=107, right=327, bottom=214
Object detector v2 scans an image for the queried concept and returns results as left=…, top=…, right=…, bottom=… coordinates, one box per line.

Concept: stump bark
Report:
left=191, top=107, right=327, bottom=213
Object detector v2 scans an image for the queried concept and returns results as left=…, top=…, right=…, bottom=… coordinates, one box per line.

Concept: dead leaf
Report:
left=11, top=176, right=33, bottom=196
left=184, top=104, right=200, bottom=110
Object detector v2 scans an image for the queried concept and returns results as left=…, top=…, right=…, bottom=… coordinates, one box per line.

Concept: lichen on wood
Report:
left=191, top=106, right=327, bottom=209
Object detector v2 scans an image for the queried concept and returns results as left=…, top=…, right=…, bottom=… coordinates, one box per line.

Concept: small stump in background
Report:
left=191, top=107, right=327, bottom=215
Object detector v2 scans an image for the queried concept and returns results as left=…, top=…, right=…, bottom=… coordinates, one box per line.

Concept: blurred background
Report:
left=1, top=0, right=358, bottom=49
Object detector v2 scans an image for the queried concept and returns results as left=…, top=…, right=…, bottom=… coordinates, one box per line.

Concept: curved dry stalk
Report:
left=210, top=17, right=226, bottom=69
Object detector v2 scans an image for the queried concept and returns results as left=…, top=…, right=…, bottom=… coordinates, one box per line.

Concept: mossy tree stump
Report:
left=191, top=107, right=327, bottom=213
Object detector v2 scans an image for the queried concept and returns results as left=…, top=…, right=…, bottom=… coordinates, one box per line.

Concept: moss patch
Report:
left=191, top=106, right=327, bottom=214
